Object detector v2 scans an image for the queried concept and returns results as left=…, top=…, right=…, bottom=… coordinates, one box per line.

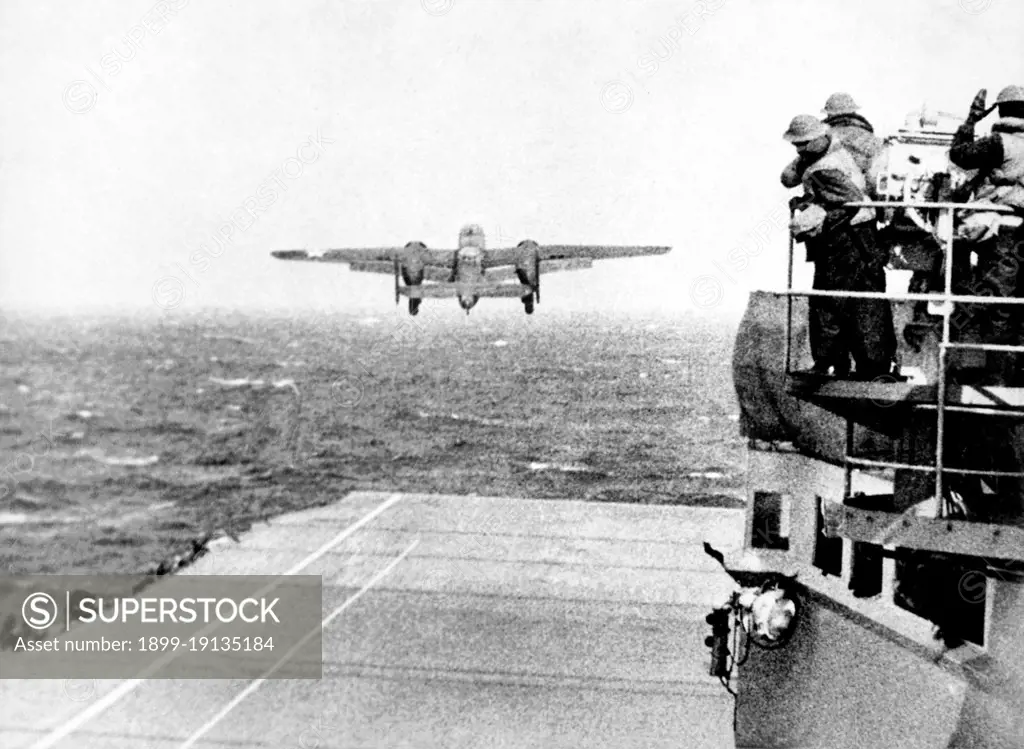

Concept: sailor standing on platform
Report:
left=946, top=86, right=1024, bottom=528
left=783, top=114, right=897, bottom=379
left=949, top=85, right=1024, bottom=386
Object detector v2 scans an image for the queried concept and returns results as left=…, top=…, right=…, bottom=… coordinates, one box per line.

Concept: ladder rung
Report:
left=913, top=404, right=1024, bottom=416
left=776, top=290, right=1024, bottom=304
left=941, top=342, right=1024, bottom=353
left=845, top=456, right=1024, bottom=478
left=844, top=201, right=1016, bottom=212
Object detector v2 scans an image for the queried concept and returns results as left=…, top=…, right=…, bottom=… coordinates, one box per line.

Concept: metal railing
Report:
left=780, top=200, right=1024, bottom=519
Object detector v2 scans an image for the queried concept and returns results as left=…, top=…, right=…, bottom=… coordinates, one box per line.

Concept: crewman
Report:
left=781, top=93, right=882, bottom=190
left=948, top=85, right=1024, bottom=528
left=949, top=85, right=1024, bottom=385
left=821, top=92, right=883, bottom=177
left=784, top=114, right=896, bottom=379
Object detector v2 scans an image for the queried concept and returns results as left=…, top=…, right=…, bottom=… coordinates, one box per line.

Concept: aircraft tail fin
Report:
left=539, top=258, right=593, bottom=273
left=349, top=261, right=395, bottom=274
left=399, top=285, right=459, bottom=299
left=399, top=283, right=534, bottom=299
left=476, top=284, right=534, bottom=298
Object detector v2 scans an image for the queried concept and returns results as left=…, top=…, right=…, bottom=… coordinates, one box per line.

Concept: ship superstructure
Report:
left=715, top=109, right=1024, bottom=748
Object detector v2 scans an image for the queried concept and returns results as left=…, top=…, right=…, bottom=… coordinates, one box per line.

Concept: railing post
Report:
left=844, top=417, right=854, bottom=502
left=785, top=211, right=795, bottom=375
left=935, top=206, right=955, bottom=518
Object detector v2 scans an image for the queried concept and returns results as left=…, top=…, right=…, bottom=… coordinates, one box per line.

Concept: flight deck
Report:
left=1, top=491, right=742, bottom=749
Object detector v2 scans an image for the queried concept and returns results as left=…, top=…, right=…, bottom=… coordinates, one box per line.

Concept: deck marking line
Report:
left=27, top=492, right=407, bottom=749
left=177, top=539, right=420, bottom=747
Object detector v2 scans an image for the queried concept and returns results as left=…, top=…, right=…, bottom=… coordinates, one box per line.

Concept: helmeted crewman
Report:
left=949, top=85, right=1024, bottom=385
left=782, top=93, right=882, bottom=190
left=784, top=114, right=896, bottom=379
left=821, top=93, right=883, bottom=177
left=947, top=85, right=1024, bottom=526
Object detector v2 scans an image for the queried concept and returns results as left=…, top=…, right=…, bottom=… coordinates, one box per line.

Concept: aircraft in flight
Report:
left=271, top=224, right=671, bottom=315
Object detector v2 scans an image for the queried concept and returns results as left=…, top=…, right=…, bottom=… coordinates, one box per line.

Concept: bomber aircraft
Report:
left=271, top=224, right=671, bottom=315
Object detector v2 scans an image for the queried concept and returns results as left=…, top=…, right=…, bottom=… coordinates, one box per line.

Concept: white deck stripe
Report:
left=27, top=492, right=406, bottom=749
left=177, top=539, right=420, bottom=747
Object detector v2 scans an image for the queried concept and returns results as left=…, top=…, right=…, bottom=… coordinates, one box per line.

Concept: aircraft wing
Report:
left=539, top=245, right=671, bottom=260
left=482, top=244, right=670, bottom=269
left=271, top=248, right=457, bottom=271
left=483, top=259, right=594, bottom=281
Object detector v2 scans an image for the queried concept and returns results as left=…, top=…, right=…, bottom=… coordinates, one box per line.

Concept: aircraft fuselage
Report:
left=455, top=224, right=487, bottom=311
left=400, top=223, right=537, bottom=315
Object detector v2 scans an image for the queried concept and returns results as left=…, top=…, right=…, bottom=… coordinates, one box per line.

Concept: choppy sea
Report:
left=0, top=309, right=743, bottom=575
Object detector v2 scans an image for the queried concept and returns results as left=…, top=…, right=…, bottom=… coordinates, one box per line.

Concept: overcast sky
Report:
left=1, top=0, right=1022, bottom=319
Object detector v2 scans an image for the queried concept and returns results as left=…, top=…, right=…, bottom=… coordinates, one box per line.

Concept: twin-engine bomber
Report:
left=271, top=223, right=670, bottom=315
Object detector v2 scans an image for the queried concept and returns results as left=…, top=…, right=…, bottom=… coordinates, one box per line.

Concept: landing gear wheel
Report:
left=522, top=294, right=534, bottom=315
left=409, top=298, right=420, bottom=316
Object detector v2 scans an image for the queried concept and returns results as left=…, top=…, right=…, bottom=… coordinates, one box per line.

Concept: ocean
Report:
left=0, top=308, right=742, bottom=575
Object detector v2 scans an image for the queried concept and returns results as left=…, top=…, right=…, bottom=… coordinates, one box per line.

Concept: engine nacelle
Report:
left=400, top=241, right=427, bottom=285
left=514, top=240, right=541, bottom=306
left=399, top=241, right=427, bottom=315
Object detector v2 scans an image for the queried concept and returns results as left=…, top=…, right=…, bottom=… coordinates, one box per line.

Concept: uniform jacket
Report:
left=781, top=114, right=881, bottom=190
left=790, top=135, right=880, bottom=269
left=791, top=134, right=875, bottom=231
left=950, top=116, right=1024, bottom=213
left=823, top=113, right=883, bottom=178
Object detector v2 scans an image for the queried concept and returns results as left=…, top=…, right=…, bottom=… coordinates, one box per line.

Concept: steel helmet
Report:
left=822, top=92, right=860, bottom=116
left=996, top=85, right=1024, bottom=104
left=783, top=114, right=828, bottom=143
